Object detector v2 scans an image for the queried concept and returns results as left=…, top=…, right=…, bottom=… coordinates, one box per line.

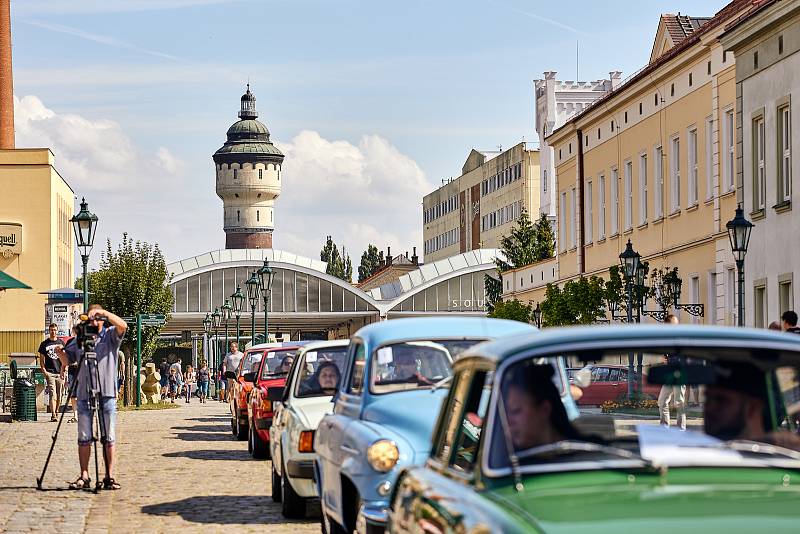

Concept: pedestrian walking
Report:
left=167, top=368, right=178, bottom=403
left=197, top=362, right=210, bottom=403
left=782, top=310, right=800, bottom=334
left=216, top=361, right=226, bottom=402
left=223, top=341, right=244, bottom=403
left=158, top=357, right=170, bottom=399
left=184, top=365, right=196, bottom=403
left=658, top=314, right=687, bottom=430
left=170, top=359, right=184, bottom=398
left=38, top=323, right=64, bottom=422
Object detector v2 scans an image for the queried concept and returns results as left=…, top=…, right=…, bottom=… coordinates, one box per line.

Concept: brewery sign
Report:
left=0, top=222, right=22, bottom=258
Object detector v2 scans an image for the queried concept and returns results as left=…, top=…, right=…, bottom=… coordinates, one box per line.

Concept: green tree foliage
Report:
left=320, top=235, right=353, bottom=282
left=540, top=276, right=607, bottom=327
left=533, top=213, right=556, bottom=262
left=76, top=233, right=173, bottom=404
left=488, top=299, right=532, bottom=323
left=358, top=244, right=384, bottom=282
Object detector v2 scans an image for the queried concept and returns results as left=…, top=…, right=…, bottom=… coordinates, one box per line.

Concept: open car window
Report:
left=259, top=348, right=299, bottom=379
left=294, top=346, right=349, bottom=398
left=369, top=340, right=480, bottom=395
left=240, top=352, right=263, bottom=375
left=487, top=347, right=800, bottom=474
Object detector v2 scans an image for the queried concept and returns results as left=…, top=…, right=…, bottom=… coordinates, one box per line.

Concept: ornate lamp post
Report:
left=202, top=312, right=211, bottom=366
left=257, top=260, right=275, bottom=342
left=726, top=205, right=754, bottom=327
left=231, top=286, right=245, bottom=346
left=245, top=271, right=260, bottom=345
left=221, top=299, right=232, bottom=357
left=211, top=307, right=221, bottom=398
left=619, top=239, right=641, bottom=399
left=70, top=198, right=99, bottom=310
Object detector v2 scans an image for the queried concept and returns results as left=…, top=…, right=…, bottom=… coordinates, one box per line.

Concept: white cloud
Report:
left=275, top=130, right=429, bottom=263
left=156, top=147, right=185, bottom=175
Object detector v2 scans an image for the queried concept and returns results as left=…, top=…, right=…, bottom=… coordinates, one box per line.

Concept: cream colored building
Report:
left=0, top=149, right=74, bottom=335
left=422, top=142, right=539, bottom=263
left=516, top=2, right=754, bottom=325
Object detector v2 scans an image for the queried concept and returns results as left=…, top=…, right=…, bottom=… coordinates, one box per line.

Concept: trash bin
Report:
left=12, top=378, right=37, bottom=421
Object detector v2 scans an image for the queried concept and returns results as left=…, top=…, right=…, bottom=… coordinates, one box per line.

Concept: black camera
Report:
left=73, top=313, right=105, bottom=351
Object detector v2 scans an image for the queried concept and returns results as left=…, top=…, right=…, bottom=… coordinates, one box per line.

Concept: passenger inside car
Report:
left=298, top=361, right=340, bottom=396
left=278, top=355, right=294, bottom=375
left=502, top=364, right=581, bottom=450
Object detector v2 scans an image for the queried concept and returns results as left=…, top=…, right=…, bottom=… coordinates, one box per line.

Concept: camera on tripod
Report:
left=73, top=313, right=106, bottom=351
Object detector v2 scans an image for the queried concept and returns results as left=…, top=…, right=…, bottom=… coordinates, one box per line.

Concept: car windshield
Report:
left=240, top=352, right=263, bottom=375
left=294, top=346, right=349, bottom=398
left=260, top=348, right=299, bottom=379
left=488, top=346, right=800, bottom=473
left=370, top=339, right=479, bottom=394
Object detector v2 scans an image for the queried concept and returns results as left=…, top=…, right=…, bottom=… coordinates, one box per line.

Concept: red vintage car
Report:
left=568, top=364, right=661, bottom=405
left=246, top=345, right=301, bottom=457
left=229, top=346, right=274, bottom=440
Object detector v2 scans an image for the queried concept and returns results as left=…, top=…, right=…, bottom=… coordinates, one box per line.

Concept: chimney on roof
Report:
left=386, top=247, right=392, bottom=266
left=0, top=0, right=14, bottom=149
left=411, top=247, right=418, bottom=265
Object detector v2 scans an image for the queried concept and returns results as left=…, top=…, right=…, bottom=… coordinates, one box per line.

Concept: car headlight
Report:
left=367, top=440, right=399, bottom=472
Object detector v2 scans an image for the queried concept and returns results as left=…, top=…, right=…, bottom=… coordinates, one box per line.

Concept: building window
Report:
left=597, top=128, right=601, bottom=140
left=754, top=51, right=758, bottom=69
left=259, top=168, right=263, bottom=179
left=705, top=116, right=714, bottom=201
left=559, top=148, right=562, bottom=159
left=723, top=50, right=728, bottom=63
left=655, top=146, right=664, bottom=219
left=670, top=136, right=681, bottom=213
left=688, top=128, right=698, bottom=205
left=237, top=210, right=240, bottom=222
left=559, top=192, right=567, bottom=252
left=543, top=169, right=547, bottom=192
left=624, top=161, right=632, bottom=231
left=726, top=267, right=736, bottom=325
left=654, top=94, right=658, bottom=106
left=754, top=116, right=766, bottom=210
left=624, top=111, right=628, bottom=124
left=599, top=174, right=606, bottom=239
left=707, top=60, right=711, bottom=75
left=639, top=154, right=647, bottom=224
left=569, top=187, right=576, bottom=248
left=257, top=210, right=260, bottom=222
left=779, top=35, right=784, bottom=54
left=611, top=168, right=619, bottom=235
left=708, top=271, right=718, bottom=324
left=689, top=72, right=693, bottom=87
left=778, top=104, right=792, bottom=203
left=586, top=181, right=593, bottom=244
left=639, top=102, right=643, bottom=115
left=780, top=279, right=793, bottom=314
left=691, top=276, right=700, bottom=325
left=671, top=83, right=675, bottom=97
left=611, top=120, right=614, bottom=132
left=724, top=109, right=735, bottom=192
left=754, top=285, right=767, bottom=329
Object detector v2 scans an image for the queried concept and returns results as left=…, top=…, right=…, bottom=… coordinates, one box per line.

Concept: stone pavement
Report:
left=0, top=399, right=321, bottom=533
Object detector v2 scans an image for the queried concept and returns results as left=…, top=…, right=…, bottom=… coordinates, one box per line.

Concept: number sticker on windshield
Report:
left=377, top=347, right=393, bottom=364
left=306, top=351, right=318, bottom=363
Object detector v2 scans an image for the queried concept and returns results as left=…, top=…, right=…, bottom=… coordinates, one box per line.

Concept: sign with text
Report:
left=46, top=303, right=83, bottom=336
left=0, top=222, right=22, bottom=257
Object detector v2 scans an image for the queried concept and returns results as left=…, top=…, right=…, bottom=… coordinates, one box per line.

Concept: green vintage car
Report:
left=387, top=325, right=800, bottom=534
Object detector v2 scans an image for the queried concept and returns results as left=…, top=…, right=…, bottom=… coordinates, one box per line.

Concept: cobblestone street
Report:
left=0, top=401, right=321, bottom=533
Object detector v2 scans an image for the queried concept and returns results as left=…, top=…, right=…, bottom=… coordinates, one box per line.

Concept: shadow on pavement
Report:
left=172, top=424, right=229, bottom=433
left=185, top=417, right=229, bottom=422
left=173, top=431, right=235, bottom=442
left=141, top=495, right=319, bottom=524
left=162, top=449, right=256, bottom=461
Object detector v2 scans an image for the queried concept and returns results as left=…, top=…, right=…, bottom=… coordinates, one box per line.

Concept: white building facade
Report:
left=721, top=0, right=800, bottom=327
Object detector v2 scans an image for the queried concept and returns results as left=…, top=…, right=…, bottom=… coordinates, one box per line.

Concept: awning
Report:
left=0, top=270, right=32, bottom=290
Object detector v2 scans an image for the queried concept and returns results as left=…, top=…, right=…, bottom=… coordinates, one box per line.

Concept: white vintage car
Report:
left=269, top=339, right=349, bottom=519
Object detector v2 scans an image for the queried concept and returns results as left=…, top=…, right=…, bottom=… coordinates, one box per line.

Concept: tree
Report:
left=540, top=276, right=607, bottom=327
left=77, top=233, right=173, bottom=405
left=358, top=244, right=384, bottom=282
left=488, top=299, right=532, bottom=323
left=533, top=213, right=556, bottom=262
left=320, top=236, right=352, bottom=283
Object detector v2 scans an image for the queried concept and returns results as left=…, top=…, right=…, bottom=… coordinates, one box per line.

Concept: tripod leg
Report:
left=37, top=364, right=82, bottom=490
left=91, top=356, right=112, bottom=492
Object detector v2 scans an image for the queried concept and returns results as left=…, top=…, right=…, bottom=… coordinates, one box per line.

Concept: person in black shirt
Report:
left=782, top=311, right=800, bottom=334
left=158, top=357, right=170, bottom=399
left=38, top=323, right=64, bottom=422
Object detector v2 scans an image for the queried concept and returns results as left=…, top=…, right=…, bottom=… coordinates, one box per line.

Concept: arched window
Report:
left=257, top=210, right=260, bottom=222
left=234, top=169, right=238, bottom=179
left=237, top=210, right=240, bottom=222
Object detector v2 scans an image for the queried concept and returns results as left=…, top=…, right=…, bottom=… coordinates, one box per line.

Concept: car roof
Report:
left=460, top=324, right=800, bottom=367
left=352, top=316, right=536, bottom=348
left=296, top=339, right=350, bottom=354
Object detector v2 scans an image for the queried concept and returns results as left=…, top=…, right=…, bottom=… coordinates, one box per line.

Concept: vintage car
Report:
left=246, top=344, right=303, bottom=456
left=387, top=325, right=800, bottom=534
left=315, top=317, right=547, bottom=534
left=269, top=340, right=350, bottom=518
left=567, top=364, right=661, bottom=405
left=229, top=344, right=278, bottom=439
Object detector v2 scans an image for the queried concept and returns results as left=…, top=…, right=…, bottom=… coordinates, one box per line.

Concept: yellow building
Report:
left=521, top=2, right=753, bottom=325
left=0, top=149, right=74, bottom=338
left=422, top=142, right=540, bottom=262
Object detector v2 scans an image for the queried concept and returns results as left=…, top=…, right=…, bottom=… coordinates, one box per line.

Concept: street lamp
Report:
left=726, top=205, right=754, bottom=327
left=202, top=312, right=211, bottom=367
left=231, top=286, right=245, bottom=346
left=619, top=239, right=641, bottom=399
left=221, top=299, right=232, bottom=357
left=531, top=302, right=542, bottom=328
left=70, top=198, right=98, bottom=310
left=257, top=259, right=275, bottom=342
left=245, top=271, right=260, bottom=346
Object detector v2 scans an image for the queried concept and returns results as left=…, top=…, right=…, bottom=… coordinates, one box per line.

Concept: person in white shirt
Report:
left=223, top=341, right=244, bottom=402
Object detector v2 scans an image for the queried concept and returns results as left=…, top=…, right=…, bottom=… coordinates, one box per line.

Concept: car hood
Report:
left=361, top=389, right=447, bottom=458
left=488, top=468, right=800, bottom=533
left=290, top=395, right=334, bottom=429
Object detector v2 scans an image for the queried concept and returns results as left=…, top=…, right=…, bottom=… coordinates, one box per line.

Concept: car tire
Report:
left=250, top=424, right=269, bottom=459
left=237, top=416, right=248, bottom=441
left=281, top=459, right=306, bottom=519
left=271, top=463, right=282, bottom=503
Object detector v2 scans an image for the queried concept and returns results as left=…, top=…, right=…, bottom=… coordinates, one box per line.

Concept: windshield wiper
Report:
left=517, top=440, right=640, bottom=461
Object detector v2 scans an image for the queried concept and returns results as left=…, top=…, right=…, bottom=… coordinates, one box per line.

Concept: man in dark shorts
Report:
left=38, top=323, right=64, bottom=422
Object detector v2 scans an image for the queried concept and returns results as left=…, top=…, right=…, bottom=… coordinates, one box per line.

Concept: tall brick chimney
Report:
left=0, top=0, right=13, bottom=149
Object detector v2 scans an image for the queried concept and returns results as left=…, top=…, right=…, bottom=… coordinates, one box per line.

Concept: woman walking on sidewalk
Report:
left=197, top=362, right=209, bottom=403
left=184, top=365, right=196, bottom=403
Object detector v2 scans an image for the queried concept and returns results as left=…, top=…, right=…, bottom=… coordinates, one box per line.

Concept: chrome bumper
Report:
left=356, top=501, right=388, bottom=534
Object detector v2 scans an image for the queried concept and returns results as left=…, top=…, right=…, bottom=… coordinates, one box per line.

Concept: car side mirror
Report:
left=267, top=386, right=284, bottom=402
left=224, top=370, right=236, bottom=380
left=243, top=372, right=256, bottom=383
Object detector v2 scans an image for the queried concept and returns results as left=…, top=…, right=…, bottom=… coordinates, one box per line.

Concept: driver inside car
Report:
left=388, top=352, right=433, bottom=385
left=503, top=364, right=581, bottom=450
left=704, top=361, right=800, bottom=450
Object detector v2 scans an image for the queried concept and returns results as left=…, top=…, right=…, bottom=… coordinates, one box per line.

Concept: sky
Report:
left=9, top=0, right=728, bottom=269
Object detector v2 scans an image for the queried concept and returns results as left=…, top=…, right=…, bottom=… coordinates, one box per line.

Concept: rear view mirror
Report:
left=267, top=386, right=284, bottom=402
left=243, top=372, right=256, bottom=383
left=648, top=364, right=715, bottom=386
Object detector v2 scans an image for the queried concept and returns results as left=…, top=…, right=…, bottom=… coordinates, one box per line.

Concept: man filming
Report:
left=56, top=305, right=127, bottom=491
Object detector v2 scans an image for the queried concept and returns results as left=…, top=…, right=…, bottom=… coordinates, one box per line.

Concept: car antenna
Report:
left=496, top=391, right=524, bottom=492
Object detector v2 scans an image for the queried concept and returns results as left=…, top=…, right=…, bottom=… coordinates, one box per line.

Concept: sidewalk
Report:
left=0, top=400, right=320, bottom=533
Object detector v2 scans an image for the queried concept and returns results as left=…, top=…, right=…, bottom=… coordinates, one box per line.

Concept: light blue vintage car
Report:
left=314, top=317, right=558, bottom=534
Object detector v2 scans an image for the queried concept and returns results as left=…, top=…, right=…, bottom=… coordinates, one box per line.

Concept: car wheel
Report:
left=237, top=416, right=248, bottom=441
left=281, top=459, right=306, bottom=519
left=271, top=463, right=282, bottom=503
left=250, top=424, right=269, bottom=459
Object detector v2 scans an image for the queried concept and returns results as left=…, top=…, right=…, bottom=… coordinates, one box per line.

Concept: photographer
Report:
left=56, top=305, right=127, bottom=491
